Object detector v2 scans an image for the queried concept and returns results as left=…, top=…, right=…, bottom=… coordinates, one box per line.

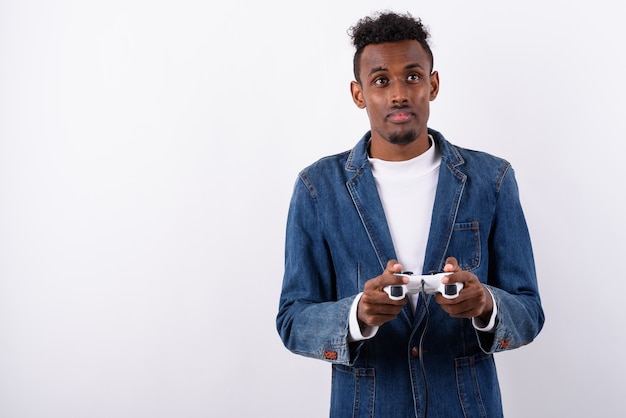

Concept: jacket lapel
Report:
left=413, top=132, right=467, bottom=327
left=346, top=151, right=415, bottom=325
left=422, top=132, right=467, bottom=274
left=345, top=138, right=397, bottom=271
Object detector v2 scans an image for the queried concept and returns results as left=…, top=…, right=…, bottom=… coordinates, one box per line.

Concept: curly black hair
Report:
left=348, top=11, right=434, bottom=82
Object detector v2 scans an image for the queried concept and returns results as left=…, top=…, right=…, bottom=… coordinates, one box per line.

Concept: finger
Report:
left=361, top=297, right=406, bottom=314
left=436, top=289, right=487, bottom=317
left=436, top=297, right=477, bottom=317
left=385, top=259, right=404, bottom=274
left=364, top=285, right=408, bottom=305
left=365, top=261, right=407, bottom=290
left=362, top=313, right=401, bottom=328
left=442, top=271, right=470, bottom=285
left=443, top=257, right=459, bottom=272
left=358, top=295, right=406, bottom=326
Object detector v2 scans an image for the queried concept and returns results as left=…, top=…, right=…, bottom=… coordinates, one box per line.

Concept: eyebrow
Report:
left=368, top=63, right=426, bottom=76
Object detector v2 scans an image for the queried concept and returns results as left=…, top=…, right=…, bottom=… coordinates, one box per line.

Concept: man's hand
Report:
left=437, top=257, right=493, bottom=323
left=357, top=260, right=409, bottom=328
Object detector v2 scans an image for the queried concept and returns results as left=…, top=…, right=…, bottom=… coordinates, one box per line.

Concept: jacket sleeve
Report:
left=276, top=173, right=363, bottom=365
left=476, top=165, right=545, bottom=353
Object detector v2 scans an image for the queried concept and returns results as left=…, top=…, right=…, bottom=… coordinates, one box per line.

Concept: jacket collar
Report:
left=345, top=128, right=465, bottom=172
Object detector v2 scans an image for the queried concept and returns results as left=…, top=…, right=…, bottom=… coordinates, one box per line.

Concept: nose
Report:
left=390, top=82, right=408, bottom=105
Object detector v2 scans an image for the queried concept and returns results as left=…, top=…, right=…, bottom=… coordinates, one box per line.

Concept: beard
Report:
left=388, top=129, right=418, bottom=145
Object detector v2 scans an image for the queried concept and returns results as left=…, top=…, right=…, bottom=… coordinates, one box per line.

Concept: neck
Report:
left=368, top=132, right=432, bottom=161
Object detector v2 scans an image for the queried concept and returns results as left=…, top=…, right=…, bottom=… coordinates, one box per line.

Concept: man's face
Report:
left=351, top=40, right=439, bottom=158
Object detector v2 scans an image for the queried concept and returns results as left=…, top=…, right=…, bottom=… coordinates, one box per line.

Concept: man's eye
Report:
left=407, top=74, right=421, bottom=82
left=374, top=77, right=388, bottom=85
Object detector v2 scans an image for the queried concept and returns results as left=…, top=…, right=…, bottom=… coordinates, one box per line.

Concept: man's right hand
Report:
left=357, top=260, right=409, bottom=328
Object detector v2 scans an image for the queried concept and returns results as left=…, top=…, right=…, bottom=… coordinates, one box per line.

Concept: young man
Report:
left=276, top=11, right=544, bottom=418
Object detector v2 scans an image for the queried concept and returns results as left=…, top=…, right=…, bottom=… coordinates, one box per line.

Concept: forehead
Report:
left=359, top=39, right=430, bottom=76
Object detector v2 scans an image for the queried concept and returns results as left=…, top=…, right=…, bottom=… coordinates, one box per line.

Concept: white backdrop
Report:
left=1, top=1, right=624, bottom=417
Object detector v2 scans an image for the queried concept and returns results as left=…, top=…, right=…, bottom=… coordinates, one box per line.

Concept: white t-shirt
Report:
left=369, top=139, right=440, bottom=311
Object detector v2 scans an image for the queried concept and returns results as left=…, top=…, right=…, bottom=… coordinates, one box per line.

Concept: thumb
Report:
left=443, top=256, right=460, bottom=272
left=386, top=259, right=403, bottom=273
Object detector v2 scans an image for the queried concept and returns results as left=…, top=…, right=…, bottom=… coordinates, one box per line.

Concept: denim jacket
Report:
left=276, top=129, right=544, bottom=418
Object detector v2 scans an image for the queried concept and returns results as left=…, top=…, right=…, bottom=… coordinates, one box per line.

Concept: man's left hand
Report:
left=436, top=256, right=493, bottom=324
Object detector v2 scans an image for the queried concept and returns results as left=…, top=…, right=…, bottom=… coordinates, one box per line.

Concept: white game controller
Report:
left=383, top=272, right=464, bottom=300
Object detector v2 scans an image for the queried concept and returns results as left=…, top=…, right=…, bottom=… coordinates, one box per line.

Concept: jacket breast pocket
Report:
left=446, top=221, right=480, bottom=271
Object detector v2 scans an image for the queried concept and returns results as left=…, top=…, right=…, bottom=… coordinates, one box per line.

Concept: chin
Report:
left=388, top=130, right=418, bottom=145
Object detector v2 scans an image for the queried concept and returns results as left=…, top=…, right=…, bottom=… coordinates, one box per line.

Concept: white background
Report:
left=1, top=1, right=624, bottom=417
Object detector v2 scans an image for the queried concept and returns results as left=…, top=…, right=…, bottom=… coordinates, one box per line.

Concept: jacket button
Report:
left=411, top=347, right=419, bottom=358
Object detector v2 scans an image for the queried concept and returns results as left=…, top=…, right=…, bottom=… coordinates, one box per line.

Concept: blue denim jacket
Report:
left=276, top=129, right=544, bottom=418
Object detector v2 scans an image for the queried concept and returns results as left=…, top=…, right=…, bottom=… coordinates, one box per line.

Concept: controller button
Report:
left=390, top=286, right=404, bottom=297
left=444, top=284, right=457, bottom=296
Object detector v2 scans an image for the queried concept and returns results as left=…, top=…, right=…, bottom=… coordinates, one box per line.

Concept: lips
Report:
left=387, top=109, right=414, bottom=123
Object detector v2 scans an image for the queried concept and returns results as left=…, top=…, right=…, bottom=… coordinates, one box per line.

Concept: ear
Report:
left=429, top=71, right=440, bottom=101
left=350, top=81, right=366, bottom=109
